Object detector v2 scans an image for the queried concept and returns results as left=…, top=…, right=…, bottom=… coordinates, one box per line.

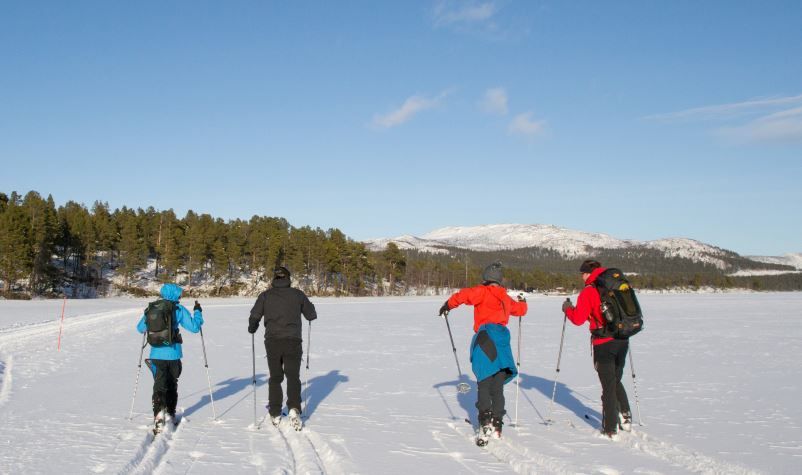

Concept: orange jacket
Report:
left=447, top=284, right=528, bottom=333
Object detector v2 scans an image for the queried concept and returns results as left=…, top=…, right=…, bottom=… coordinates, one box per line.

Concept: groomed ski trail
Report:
left=0, top=308, right=141, bottom=347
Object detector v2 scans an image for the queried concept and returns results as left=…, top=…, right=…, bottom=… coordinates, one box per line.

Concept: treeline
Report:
left=392, top=247, right=802, bottom=293
left=0, top=191, right=392, bottom=297
left=2, top=190, right=800, bottom=298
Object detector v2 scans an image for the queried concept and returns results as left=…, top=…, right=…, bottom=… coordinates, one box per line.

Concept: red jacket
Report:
left=564, top=267, right=614, bottom=346
left=447, top=284, right=528, bottom=333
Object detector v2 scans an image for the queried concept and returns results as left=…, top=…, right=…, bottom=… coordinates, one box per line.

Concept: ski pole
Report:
left=547, top=305, right=569, bottom=424
left=514, top=315, right=522, bottom=428
left=128, top=332, right=147, bottom=420
left=304, top=320, right=311, bottom=411
left=199, top=326, right=217, bottom=420
left=443, top=312, right=470, bottom=394
left=628, top=344, right=644, bottom=425
left=252, top=333, right=257, bottom=429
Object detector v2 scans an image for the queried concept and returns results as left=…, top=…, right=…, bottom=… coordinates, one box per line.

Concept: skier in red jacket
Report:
left=562, top=259, right=632, bottom=438
left=439, top=262, right=527, bottom=440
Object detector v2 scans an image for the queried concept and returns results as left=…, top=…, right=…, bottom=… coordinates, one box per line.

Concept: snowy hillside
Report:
left=2, top=294, right=801, bottom=473
left=366, top=224, right=736, bottom=268
left=747, top=253, right=802, bottom=270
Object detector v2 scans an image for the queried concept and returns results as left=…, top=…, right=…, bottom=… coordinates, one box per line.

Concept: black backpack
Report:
left=591, top=268, right=644, bottom=339
left=145, top=299, right=180, bottom=347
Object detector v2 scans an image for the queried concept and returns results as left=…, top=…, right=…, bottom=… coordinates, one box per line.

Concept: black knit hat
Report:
left=482, top=262, right=503, bottom=284
left=273, top=266, right=291, bottom=279
left=579, top=259, right=601, bottom=273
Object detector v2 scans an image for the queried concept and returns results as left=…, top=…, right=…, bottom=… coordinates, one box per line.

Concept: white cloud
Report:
left=645, top=94, right=802, bottom=144
left=480, top=87, right=508, bottom=115
left=432, top=1, right=498, bottom=27
left=715, top=106, right=802, bottom=144
left=644, top=94, right=802, bottom=122
left=371, top=91, right=450, bottom=129
left=508, top=112, right=545, bottom=137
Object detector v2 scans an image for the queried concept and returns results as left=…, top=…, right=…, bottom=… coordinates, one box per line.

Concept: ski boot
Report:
left=476, top=411, right=494, bottom=447
left=618, top=411, right=632, bottom=432
left=270, top=414, right=282, bottom=427
left=288, top=408, right=303, bottom=431
left=153, top=410, right=165, bottom=436
left=600, top=429, right=619, bottom=440
left=491, top=416, right=503, bottom=439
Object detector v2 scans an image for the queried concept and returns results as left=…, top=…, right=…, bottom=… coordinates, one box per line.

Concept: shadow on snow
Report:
left=433, top=372, right=599, bottom=427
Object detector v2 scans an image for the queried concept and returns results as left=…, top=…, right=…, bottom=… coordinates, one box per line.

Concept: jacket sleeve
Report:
left=447, top=286, right=484, bottom=309
left=565, top=287, right=595, bottom=326
left=136, top=314, right=147, bottom=333
left=509, top=298, right=528, bottom=317
left=177, top=305, right=203, bottom=333
left=249, top=292, right=265, bottom=329
left=301, top=293, right=317, bottom=322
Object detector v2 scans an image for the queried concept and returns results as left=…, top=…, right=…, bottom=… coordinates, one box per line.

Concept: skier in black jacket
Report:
left=248, top=266, right=317, bottom=429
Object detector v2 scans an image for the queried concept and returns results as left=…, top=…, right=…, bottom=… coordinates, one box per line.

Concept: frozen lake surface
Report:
left=1, top=293, right=800, bottom=474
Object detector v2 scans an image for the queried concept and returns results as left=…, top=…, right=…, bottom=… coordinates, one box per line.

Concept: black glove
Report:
left=517, top=293, right=526, bottom=302
left=248, top=323, right=258, bottom=334
left=194, top=300, right=202, bottom=312
left=562, top=298, right=574, bottom=314
left=438, top=302, right=450, bottom=316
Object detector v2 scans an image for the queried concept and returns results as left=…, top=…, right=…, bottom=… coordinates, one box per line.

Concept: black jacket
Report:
left=248, top=277, right=317, bottom=340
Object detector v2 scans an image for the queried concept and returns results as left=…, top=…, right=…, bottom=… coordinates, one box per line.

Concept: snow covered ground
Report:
left=1, top=293, right=801, bottom=474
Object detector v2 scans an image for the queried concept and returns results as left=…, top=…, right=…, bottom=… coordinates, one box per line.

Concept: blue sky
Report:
left=1, top=1, right=800, bottom=256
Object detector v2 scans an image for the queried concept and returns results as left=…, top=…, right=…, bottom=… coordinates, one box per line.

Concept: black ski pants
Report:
left=476, top=370, right=508, bottom=423
left=265, top=338, right=303, bottom=417
left=148, top=359, right=182, bottom=417
left=593, top=339, right=631, bottom=433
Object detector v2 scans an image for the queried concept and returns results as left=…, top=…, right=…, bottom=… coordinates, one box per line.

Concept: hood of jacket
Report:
left=584, top=267, right=608, bottom=286
left=160, top=283, right=183, bottom=302
left=271, top=276, right=291, bottom=288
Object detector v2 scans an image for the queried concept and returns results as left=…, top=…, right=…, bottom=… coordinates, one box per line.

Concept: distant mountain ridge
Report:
left=365, top=224, right=801, bottom=272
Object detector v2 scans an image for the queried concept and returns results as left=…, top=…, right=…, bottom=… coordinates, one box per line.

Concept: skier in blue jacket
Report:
left=136, top=283, right=204, bottom=427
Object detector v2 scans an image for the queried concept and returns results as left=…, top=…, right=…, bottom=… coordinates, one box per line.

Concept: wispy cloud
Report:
left=432, top=0, right=498, bottom=27
left=715, top=106, right=802, bottom=144
left=508, top=112, right=546, bottom=137
left=371, top=90, right=451, bottom=129
left=644, top=94, right=802, bottom=122
left=479, top=87, right=508, bottom=115
left=645, top=94, right=802, bottom=144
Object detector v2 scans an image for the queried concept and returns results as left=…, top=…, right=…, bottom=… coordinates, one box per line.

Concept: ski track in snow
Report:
left=269, top=420, right=350, bottom=475
left=448, top=421, right=576, bottom=474
left=0, top=354, right=11, bottom=408
left=616, top=428, right=762, bottom=475
left=119, top=410, right=184, bottom=475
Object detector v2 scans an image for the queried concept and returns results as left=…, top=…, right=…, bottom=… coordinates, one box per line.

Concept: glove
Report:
left=438, top=302, right=450, bottom=316
left=248, top=323, right=258, bottom=334
left=517, top=293, right=526, bottom=302
left=562, top=298, right=574, bottom=314
left=194, top=300, right=202, bottom=312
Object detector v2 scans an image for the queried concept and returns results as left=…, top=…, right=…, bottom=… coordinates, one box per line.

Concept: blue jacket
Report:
left=470, top=323, right=517, bottom=384
left=136, top=283, right=203, bottom=360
